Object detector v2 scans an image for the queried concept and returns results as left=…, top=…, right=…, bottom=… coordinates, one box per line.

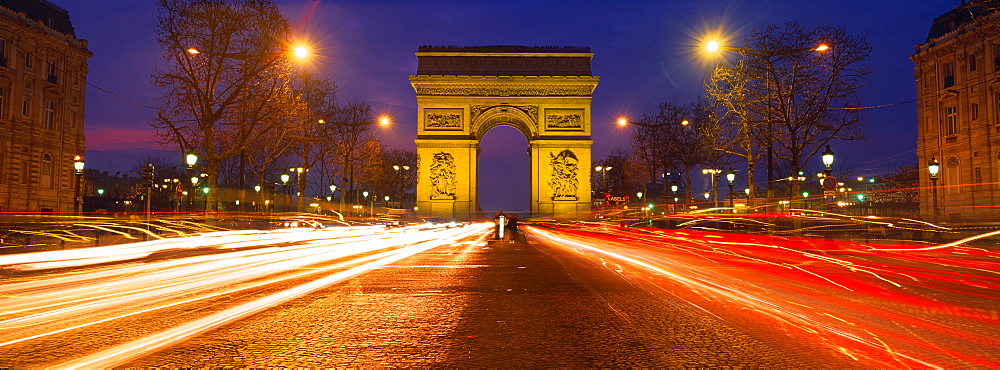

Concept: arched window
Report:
left=40, top=153, right=52, bottom=189
left=946, top=157, right=960, bottom=195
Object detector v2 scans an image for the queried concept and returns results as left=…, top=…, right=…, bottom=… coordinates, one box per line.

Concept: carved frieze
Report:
left=424, top=108, right=463, bottom=130
left=545, top=109, right=584, bottom=130
left=413, top=84, right=595, bottom=97
left=470, top=104, right=538, bottom=123
left=547, top=149, right=579, bottom=199
left=430, top=152, right=458, bottom=199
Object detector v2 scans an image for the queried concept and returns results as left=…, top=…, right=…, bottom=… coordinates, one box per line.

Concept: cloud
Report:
left=85, top=126, right=169, bottom=152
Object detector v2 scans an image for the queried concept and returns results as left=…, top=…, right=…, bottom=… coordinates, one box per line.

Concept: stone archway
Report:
left=411, top=46, right=599, bottom=219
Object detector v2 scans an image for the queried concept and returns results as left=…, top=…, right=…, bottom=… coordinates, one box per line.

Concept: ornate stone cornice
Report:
left=412, top=84, right=597, bottom=97
left=410, top=75, right=599, bottom=97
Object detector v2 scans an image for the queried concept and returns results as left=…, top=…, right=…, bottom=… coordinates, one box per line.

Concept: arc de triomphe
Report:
left=411, top=45, right=599, bottom=219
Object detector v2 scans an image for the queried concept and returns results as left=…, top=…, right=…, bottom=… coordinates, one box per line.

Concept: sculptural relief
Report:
left=430, top=152, right=458, bottom=199
left=548, top=149, right=579, bottom=199
left=545, top=111, right=583, bottom=129
left=425, top=109, right=463, bottom=129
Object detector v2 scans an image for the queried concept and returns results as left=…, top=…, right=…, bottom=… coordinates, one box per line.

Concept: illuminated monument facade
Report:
left=411, top=46, right=599, bottom=219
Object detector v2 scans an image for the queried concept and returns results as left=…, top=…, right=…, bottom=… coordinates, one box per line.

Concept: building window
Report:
left=994, top=92, right=1000, bottom=124
left=41, top=153, right=52, bottom=189
left=24, top=51, right=31, bottom=69
left=22, top=98, right=29, bottom=117
left=975, top=167, right=982, bottom=184
left=946, top=157, right=960, bottom=195
left=44, top=100, right=55, bottom=130
left=0, top=39, right=6, bottom=67
left=970, top=53, right=978, bottom=72
left=0, top=87, right=4, bottom=118
left=46, top=59, right=57, bottom=84
left=972, top=102, right=980, bottom=120
left=945, top=105, right=958, bottom=136
left=943, top=62, right=955, bottom=87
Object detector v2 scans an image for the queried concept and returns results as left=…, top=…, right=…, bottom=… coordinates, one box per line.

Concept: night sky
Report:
left=57, top=0, right=956, bottom=213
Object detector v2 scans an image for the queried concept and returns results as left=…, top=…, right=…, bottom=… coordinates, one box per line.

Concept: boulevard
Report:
left=1, top=220, right=997, bottom=367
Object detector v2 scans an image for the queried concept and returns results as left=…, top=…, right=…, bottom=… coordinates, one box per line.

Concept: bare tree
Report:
left=707, top=22, right=871, bottom=200
left=288, top=72, right=338, bottom=211
left=152, top=0, right=296, bottom=213
left=631, top=102, right=726, bottom=203
left=330, top=101, right=380, bottom=206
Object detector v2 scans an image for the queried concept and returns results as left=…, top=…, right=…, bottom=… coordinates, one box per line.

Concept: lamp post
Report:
left=190, top=175, right=200, bottom=213
left=185, top=153, right=198, bottom=212
left=254, top=184, right=262, bottom=213
left=928, top=157, right=940, bottom=222
left=362, top=191, right=370, bottom=218
left=726, top=171, right=736, bottom=208
left=393, top=165, right=410, bottom=208
left=384, top=195, right=390, bottom=212
left=594, top=165, right=612, bottom=195
left=670, top=184, right=679, bottom=213
left=637, top=192, right=644, bottom=219
left=702, top=168, right=721, bottom=207
left=73, top=155, right=84, bottom=214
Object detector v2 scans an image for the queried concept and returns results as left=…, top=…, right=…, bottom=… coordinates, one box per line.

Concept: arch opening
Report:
left=477, top=125, right=530, bottom=218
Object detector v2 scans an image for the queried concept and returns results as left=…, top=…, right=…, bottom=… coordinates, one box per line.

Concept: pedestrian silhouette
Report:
left=507, top=214, right=518, bottom=239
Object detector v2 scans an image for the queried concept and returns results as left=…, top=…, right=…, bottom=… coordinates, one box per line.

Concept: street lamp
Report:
left=73, top=155, right=84, bottom=214
left=393, top=165, right=411, bottom=208
left=670, top=183, right=679, bottom=213
left=363, top=191, right=370, bottom=218
left=616, top=117, right=689, bottom=128
left=726, top=170, right=737, bottom=208
left=928, top=157, right=940, bottom=222
left=702, top=168, right=721, bottom=207
left=637, top=192, right=644, bottom=219
left=594, top=165, right=612, bottom=195
left=822, top=145, right=835, bottom=175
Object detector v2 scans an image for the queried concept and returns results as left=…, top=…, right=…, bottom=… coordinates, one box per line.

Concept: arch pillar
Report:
left=530, top=139, right=593, bottom=217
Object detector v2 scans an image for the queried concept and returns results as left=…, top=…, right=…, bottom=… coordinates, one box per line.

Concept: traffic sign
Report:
left=822, top=176, right=837, bottom=190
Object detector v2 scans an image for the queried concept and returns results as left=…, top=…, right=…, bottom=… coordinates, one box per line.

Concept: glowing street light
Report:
left=822, top=145, right=835, bottom=175
left=617, top=117, right=689, bottom=127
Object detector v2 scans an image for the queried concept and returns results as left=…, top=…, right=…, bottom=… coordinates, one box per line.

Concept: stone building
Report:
left=0, top=0, right=90, bottom=213
left=913, top=0, right=1000, bottom=222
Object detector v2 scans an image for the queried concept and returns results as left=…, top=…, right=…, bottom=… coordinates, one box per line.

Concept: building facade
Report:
left=0, top=0, right=90, bottom=213
left=913, top=1, right=1000, bottom=222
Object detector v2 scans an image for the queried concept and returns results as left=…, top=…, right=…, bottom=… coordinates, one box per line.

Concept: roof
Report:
left=0, top=0, right=75, bottom=37
left=925, top=0, right=999, bottom=42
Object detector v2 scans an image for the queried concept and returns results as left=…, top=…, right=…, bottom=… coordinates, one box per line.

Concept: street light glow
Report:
left=815, top=44, right=830, bottom=52
left=706, top=40, right=720, bottom=52
left=186, top=48, right=200, bottom=55
left=293, top=46, right=308, bottom=59
left=379, top=117, right=390, bottom=125
left=617, top=118, right=628, bottom=126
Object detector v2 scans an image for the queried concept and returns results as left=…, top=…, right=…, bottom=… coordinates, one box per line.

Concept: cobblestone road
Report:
left=121, top=232, right=855, bottom=367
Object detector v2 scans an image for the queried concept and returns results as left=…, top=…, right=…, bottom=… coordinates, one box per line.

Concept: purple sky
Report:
left=57, top=0, right=956, bottom=212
